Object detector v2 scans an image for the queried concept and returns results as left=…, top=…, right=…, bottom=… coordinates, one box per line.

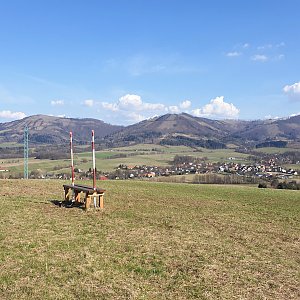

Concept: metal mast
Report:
left=24, top=126, right=29, bottom=179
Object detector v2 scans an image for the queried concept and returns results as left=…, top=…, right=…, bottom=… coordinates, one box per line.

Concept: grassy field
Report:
left=0, top=180, right=299, bottom=299
left=1, top=145, right=251, bottom=176
left=255, top=147, right=300, bottom=154
left=1, top=144, right=300, bottom=178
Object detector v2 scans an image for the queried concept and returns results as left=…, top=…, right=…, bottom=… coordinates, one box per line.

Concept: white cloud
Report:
left=101, top=102, right=119, bottom=111
left=258, top=42, right=285, bottom=50
left=127, top=112, right=146, bottom=123
left=226, top=51, right=241, bottom=57
left=275, top=54, right=285, bottom=60
left=251, top=54, right=268, bottom=62
left=290, top=112, right=300, bottom=117
left=168, top=106, right=180, bottom=114
left=118, top=94, right=143, bottom=109
left=51, top=100, right=64, bottom=106
left=283, top=82, right=300, bottom=100
left=191, top=96, right=239, bottom=118
left=264, top=115, right=280, bottom=120
left=0, top=110, right=26, bottom=120
left=112, top=54, right=202, bottom=77
left=225, top=42, right=285, bottom=62
left=99, top=94, right=195, bottom=124
left=102, top=94, right=166, bottom=113
left=179, top=100, right=191, bottom=109
left=257, top=44, right=273, bottom=50
left=143, top=102, right=165, bottom=111
left=83, top=99, right=94, bottom=107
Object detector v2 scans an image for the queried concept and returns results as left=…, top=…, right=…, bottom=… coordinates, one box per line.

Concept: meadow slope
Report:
left=0, top=180, right=299, bottom=299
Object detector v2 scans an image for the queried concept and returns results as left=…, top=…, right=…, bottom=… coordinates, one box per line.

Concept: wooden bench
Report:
left=63, top=184, right=106, bottom=210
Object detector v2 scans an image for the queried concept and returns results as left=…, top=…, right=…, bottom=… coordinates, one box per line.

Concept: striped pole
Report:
left=92, top=130, right=96, bottom=190
left=70, top=131, right=75, bottom=186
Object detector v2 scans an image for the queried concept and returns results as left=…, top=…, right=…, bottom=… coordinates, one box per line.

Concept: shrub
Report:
left=258, top=183, right=267, bottom=188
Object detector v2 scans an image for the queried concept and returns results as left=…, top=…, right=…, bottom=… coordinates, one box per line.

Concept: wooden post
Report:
left=92, top=130, right=96, bottom=191
left=65, top=188, right=71, bottom=200
left=75, top=191, right=81, bottom=202
left=99, top=193, right=104, bottom=209
left=93, top=192, right=97, bottom=208
left=85, top=196, right=91, bottom=210
left=70, top=132, right=75, bottom=186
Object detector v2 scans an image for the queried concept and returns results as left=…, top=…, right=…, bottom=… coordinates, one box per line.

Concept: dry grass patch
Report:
left=0, top=180, right=299, bottom=299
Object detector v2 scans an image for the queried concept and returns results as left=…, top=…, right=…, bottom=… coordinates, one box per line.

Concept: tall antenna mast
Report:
left=24, top=126, right=29, bottom=179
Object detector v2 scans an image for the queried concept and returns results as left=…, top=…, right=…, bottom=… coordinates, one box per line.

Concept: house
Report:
left=146, top=172, right=156, bottom=178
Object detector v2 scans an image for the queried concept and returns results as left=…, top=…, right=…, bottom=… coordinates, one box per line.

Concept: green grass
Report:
left=0, top=142, right=23, bottom=147
left=283, top=164, right=300, bottom=171
left=0, top=180, right=299, bottom=299
left=255, top=147, right=300, bottom=154
left=2, top=145, right=251, bottom=176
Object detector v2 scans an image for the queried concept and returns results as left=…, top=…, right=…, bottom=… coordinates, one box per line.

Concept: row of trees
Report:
left=259, top=180, right=300, bottom=190
left=172, top=155, right=208, bottom=165
left=192, top=174, right=260, bottom=185
left=154, top=173, right=261, bottom=185
left=160, top=136, right=226, bottom=149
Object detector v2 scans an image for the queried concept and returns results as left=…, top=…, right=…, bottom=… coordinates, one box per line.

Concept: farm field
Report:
left=255, top=147, right=300, bottom=154
left=1, top=144, right=251, bottom=177
left=0, top=180, right=299, bottom=299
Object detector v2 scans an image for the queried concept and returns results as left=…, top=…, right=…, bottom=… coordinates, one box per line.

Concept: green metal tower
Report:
left=24, top=126, right=29, bottom=179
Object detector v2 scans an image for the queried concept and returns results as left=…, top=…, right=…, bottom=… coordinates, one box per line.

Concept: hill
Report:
left=106, top=113, right=238, bottom=148
left=0, top=114, right=123, bottom=144
left=0, top=113, right=299, bottom=149
left=106, top=113, right=300, bottom=148
left=230, top=115, right=300, bottom=142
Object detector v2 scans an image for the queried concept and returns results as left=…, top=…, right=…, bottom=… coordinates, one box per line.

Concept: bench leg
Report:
left=93, top=192, right=97, bottom=208
left=99, top=193, right=104, bottom=209
left=65, top=188, right=71, bottom=200
left=85, top=196, right=91, bottom=210
left=75, top=191, right=81, bottom=203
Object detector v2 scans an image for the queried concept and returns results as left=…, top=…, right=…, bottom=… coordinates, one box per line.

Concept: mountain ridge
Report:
left=0, top=114, right=123, bottom=144
left=105, top=113, right=300, bottom=147
left=0, top=113, right=299, bottom=148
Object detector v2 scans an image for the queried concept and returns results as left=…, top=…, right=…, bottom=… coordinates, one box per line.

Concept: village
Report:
left=1, top=153, right=299, bottom=183
left=48, top=155, right=299, bottom=183
left=105, top=159, right=298, bottom=180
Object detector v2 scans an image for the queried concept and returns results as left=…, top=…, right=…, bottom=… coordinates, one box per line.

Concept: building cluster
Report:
left=106, top=160, right=298, bottom=180
left=3, top=155, right=299, bottom=181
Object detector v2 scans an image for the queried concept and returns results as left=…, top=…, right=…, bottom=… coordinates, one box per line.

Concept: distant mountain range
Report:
left=0, top=113, right=300, bottom=148
left=0, top=115, right=123, bottom=144
left=106, top=113, right=300, bottom=148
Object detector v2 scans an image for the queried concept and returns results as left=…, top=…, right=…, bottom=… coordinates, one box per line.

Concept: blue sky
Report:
left=0, top=0, right=299, bottom=125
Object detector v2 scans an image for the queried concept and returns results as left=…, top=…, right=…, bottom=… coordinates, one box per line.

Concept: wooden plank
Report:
left=63, top=184, right=105, bottom=194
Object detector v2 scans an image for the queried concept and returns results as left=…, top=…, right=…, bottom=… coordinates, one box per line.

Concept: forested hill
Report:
left=1, top=113, right=300, bottom=149
left=105, top=113, right=300, bottom=148
left=0, top=114, right=123, bottom=144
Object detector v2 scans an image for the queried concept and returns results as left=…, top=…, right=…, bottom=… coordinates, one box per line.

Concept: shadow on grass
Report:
left=50, top=200, right=85, bottom=210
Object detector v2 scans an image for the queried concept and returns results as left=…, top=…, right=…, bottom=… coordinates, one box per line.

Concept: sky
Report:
left=0, top=0, right=300, bottom=125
